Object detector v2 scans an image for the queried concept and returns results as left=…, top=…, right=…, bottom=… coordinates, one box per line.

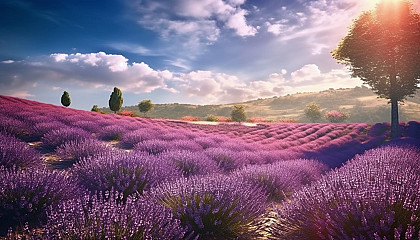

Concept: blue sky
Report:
left=1, top=0, right=418, bottom=110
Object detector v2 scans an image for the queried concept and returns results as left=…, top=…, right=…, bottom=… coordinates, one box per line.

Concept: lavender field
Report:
left=1, top=95, right=419, bottom=240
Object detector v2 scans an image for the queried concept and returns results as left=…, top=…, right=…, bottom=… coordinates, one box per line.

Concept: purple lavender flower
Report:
left=204, top=147, right=247, bottom=172
left=0, top=167, right=82, bottom=236
left=134, top=139, right=171, bottom=155
left=171, top=139, right=203, bottom=152
left=71, top=151, right=182, bottom=202
left=0, top=116, right=28, bottom=137
left=158, top=150, right=220, bottom=177
left=56, top=138, right=114, bottom=163
left=41, top=127, right=92, bottom=150
left=147, top=174, right=268, bottom=239
left=46, top=193, right=185, bottom=240
left=0, top=132, right=42, bottom=169
left=233, top=159, right=328, bottom=202
left=98, top=125, right=128, bottom=141
left=119, top=129, right=157, bottom=149
left=31, top=121, right=68, bottom=139
left=70, top=120, right=101, bottom=133
left=266, top=145, right=420, bottom=240
left=193, top=136, right=219, bottom=149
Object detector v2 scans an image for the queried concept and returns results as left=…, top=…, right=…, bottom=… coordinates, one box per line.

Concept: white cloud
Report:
left=226, top=9, right=257, bottom=36
left=2, top=60, right=15, bottom=64
left=51, top=53, right=68, bottom=62
left=290, top=64, right=321, bottom=83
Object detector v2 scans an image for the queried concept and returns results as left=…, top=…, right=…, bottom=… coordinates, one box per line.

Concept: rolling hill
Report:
left=102, top=86, right=420, bottom=123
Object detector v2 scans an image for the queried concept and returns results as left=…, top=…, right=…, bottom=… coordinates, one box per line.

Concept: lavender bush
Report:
left=98, top=125, right=128, bottom=141
left=119, top=129, right=156, bottom=149
left=0, top=116, right=28, bottom=137
left=204, top=147, right=245, bottom=172
left=158, top=150, right=220, bottom=177
left=0, top=133, right=42, bottom=169
left=30, top=121, right=68, bottom=140
left=171, top=140, right=203, bottom=152
left=56, top=138, right=113, bottom=164
left=266, top=145, right=420, bottom=239
left=45, top=193, right=185, bottom=240
left=233, top=159, right=327, bottom=202
left=0, top=167, right=81, bottom=236
left=70, top=120, right=102, bottom=133
left=147, top=174, right=267, bottom=239
left=134, top=139, right=171, bottom=155
left=41, top=127, right=92, bottom=150
left=72, top=152, right=182, bottom=202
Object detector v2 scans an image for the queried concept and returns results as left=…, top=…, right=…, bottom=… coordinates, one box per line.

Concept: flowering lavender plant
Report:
left=233, top=159, right=327, bottom=202
left=266, top=145, right=420, bottom=239
left=204, top=147, right=245, bottom=172
left=147, top=174, right=267, bottom=239
left=119, top=129, right=156, bottom=149
left=158, top=150, right=220, bottom=177
left=0, top=167, right=81, bottom=236
left=46, top=193, right=185, bottom=240
left=56, top=138, right=113, bottom=164
left=98, top=125, right=128, bottom=141
left=41, top=127, right=92, bottom=150
left=134, top=139, right=171, bottom=155
left=72, top=152, right=182, bottom=202
left=0, top=133, right=42, bottom=169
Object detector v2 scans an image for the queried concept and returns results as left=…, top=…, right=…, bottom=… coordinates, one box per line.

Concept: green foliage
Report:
left=91, top=105, right=99, bottom=112
left=109, top=87, right=123, bottom=114
left=304, top=103, right=322, bottom=122
left=332, top=1, right=420, bottom=137
left=205, top=114, right=219, bottom=122
left=231, top=105, right=247, bottom=123
left=138, top=100, right=154, bottom=116
left=60, top=91, right=71, bottom=107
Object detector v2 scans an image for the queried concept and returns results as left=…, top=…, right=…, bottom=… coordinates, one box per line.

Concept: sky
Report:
left=1, top=0, right=419, bottom=110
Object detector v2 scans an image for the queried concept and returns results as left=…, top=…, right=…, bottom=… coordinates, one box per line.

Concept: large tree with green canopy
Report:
left=332, top=0, right=420, bottom=138
left=109, top=87, right=123, bottom=114
left=138, top=99, right=154, bottom=117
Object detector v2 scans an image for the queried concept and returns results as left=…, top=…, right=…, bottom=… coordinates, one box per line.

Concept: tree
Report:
left=91, top=105, right=99, bottom=112
left=61, top=91, right=71, bottom=107
left=109, top=87, right=123, bottom=114
left=231, top=105, right=247, bottom=123
left=304, top=103, right=322, bottom=122
left=332, top=0, right=420, bottom=138
left=138, top=99, right=154, bottom=117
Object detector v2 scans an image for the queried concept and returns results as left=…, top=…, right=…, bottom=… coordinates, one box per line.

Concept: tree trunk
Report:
left=390, top=98, right=400, bottom=139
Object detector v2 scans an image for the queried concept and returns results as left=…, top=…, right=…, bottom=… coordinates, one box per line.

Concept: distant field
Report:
left=103, top=86, right=420, bottom=123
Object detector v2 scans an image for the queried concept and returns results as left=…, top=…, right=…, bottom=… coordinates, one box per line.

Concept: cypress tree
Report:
left=109, top=87, right=123, bottom=114
left=61, top=91, right=71, bottom=107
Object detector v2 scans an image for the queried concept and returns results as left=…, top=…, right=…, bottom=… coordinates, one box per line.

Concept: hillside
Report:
left=102, top=86, right=420, bottom=123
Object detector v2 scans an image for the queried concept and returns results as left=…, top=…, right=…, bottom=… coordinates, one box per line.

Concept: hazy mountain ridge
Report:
left=102, top=86, right=420, bottom=123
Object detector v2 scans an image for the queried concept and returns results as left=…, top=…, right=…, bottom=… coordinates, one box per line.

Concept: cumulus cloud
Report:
left=290, top=64, right=321, bottom=83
